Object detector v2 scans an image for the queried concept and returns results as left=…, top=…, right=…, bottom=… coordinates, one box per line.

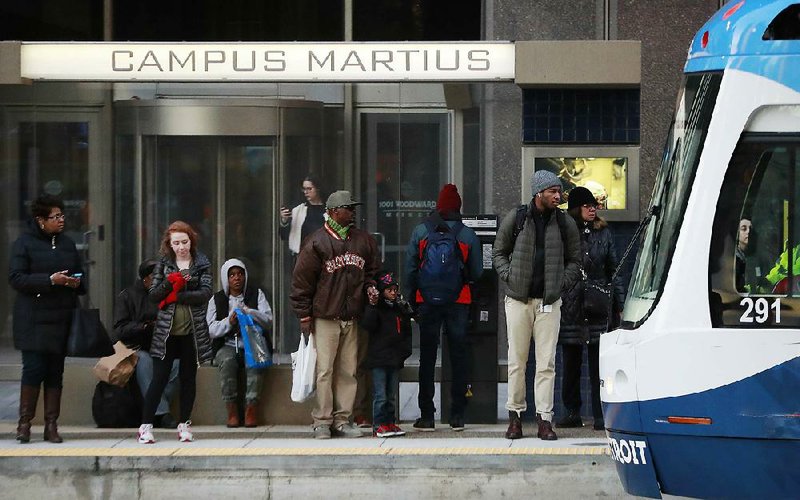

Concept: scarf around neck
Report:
left=326, top=218, right=351, bottom=239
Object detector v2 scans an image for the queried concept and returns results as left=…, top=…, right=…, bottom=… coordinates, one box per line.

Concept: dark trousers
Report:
left=371, top=367, right=399, bottom=428
left=417, top=303, right=469, bottom=419
left=21, top=351, right=65, bottom=388
left=142, top=335, right=198, bottom=424
left=561, top=343, right=602, bottom=419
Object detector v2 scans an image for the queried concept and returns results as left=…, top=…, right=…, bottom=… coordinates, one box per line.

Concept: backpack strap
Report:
left=554, top=209, right=568, bottom=250
left=512, top=204, right=527, bottom=239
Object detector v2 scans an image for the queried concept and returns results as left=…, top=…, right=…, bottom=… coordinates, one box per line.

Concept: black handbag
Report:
left=67, top=307, right=114, bottom=358
left=583, top=279, right=612, bottom=319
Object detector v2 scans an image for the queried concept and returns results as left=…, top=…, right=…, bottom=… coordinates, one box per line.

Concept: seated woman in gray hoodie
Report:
left=206, top=258, right=273, bottom=427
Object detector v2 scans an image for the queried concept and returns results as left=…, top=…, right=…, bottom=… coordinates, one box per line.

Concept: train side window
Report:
left=709, top=137, right=800, bottom=327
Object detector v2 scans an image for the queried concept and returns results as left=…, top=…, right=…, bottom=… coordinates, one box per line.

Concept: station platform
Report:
left=0, top=423, right=626, bottom=499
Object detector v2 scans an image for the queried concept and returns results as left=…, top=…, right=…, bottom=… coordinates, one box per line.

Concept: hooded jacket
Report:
left=361, top=300, right=412, bottom=369
left=492, top=204, right=582, bottom=305
left=559, top=216, right=626, bottom=345
left=290, top=223, right=380, bottom=321
left=114, top=278, right=159, bottom=351
left=9, top=219, right=85, bottom=353
left=403, top=211, right=483, bottom=304
left=206, top=258, right=273, bottom=355
left=148, top=252, right=214, bottom=363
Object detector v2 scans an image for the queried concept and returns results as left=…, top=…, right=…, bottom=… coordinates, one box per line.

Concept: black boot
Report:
left=43, top=387, right=63, bottom=443
left=16, top=385, right=40, bottom=444
left=557, top=410, right=583, bottom=428
left=505, top=411, right=523, bottom=440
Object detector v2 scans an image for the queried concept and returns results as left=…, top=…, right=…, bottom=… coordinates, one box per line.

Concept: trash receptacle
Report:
left=442, top=214, right=499, bottom=424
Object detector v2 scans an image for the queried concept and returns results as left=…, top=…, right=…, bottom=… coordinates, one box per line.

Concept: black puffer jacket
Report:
left=559, top=216, right=626, bottom=345
left=148, top=253, right=213, bottom=363
left=361, top=301, right=412, bottom=369
left=8, top=220, right=85, bottom=353
left=113, top=279, right=158, bottom=351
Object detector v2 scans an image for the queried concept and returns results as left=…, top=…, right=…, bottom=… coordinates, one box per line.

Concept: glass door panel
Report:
left=142, top=136, right=218, bottom=261
left=1, top=110, right=107, bottom=342
left=360, top=112, right=451, bottom=281
left=224, top=138, right=276, bottom=326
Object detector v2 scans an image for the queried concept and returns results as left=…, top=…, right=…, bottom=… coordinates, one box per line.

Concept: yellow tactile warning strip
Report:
left=0, top=446, right=609, bottom=457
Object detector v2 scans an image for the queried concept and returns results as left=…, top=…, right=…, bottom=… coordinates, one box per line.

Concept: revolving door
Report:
left=114, top=98, right=325, bottom=356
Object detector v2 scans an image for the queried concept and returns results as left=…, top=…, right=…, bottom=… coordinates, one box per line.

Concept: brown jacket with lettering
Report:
left=290, top=223, right=380, bottom=321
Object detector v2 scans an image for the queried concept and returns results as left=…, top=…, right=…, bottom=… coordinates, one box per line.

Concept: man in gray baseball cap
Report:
left=491, top=170, right=581, bottom=441
left=291, top=188, right=379, bottom=440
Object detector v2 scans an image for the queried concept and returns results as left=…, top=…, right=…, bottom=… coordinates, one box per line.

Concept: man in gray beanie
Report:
left=492, top=170, right=581, bottom=440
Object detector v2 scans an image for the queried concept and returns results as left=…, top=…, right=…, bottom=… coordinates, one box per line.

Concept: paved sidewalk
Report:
left=0, top=422, right=610, bottom=453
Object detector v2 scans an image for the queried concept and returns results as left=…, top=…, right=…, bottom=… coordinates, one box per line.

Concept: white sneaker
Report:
left=137, top=424, right=155, bottom=444
left=177, top=421, right=194, bottom=442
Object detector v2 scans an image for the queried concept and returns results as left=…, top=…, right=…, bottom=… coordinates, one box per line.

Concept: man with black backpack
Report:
left=404, top=184, right=482, bottom=432
left=492, top=170, right=581, bottom=441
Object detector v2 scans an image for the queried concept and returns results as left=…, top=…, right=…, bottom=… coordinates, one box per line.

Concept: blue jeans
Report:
left=135, top=350, right=179, bottom=416
left=372, top=367, right=399, bottom=427
left=417, top=303, right=469, bottom=419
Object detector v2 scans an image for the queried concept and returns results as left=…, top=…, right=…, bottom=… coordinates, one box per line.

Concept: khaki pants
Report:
left=505, top=296, right=561, bottom=421
left=312, top=318, right=359, bottom=428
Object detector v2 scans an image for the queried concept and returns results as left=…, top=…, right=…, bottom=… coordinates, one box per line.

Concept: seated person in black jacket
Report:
left=361, top=271, right=413, bottom=438
left=113, top=260, right=179, bottom=428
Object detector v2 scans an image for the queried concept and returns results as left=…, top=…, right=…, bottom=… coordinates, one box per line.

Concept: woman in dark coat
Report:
left=8, top=194, right=85, bottom=443
left=557, top=187, right=625, bottom=431
left=137, top=220, right=213, bottom=444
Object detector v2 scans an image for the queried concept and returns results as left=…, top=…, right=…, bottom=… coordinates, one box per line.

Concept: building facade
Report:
left=0, top=0, right=726, bottom=361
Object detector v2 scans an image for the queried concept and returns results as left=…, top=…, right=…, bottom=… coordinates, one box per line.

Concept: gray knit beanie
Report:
left=530, top=170, right=562, bottom=197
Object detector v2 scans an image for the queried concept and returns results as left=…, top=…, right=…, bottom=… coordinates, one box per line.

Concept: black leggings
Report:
left=141, top=335, right=198, bottom=424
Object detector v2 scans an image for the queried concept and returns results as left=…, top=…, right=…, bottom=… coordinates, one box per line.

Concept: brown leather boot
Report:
left=43, top=387, right=63, bottom=443
left=536, top=414, right=558, bottom=441
left=505, top=410, right=523, bottom=440
left=226, top=402, right=240, bottom=428
left=16, top=385, right=40, bottom=444
left=244, top=402, right=257, bottom=428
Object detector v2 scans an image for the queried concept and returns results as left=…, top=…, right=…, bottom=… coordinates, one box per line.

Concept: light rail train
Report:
left=600, top=1, right=800, bottom=497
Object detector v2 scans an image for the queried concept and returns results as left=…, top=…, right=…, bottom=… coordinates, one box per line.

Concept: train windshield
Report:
left=622, top=73, right=722, bottom=326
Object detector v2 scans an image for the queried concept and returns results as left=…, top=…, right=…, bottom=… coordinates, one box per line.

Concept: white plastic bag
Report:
left=291, top=334, right=317, bottom=403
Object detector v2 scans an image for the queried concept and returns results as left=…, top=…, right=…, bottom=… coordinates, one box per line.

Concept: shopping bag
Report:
left=290, top=334, right=317, bottom=403
left=93, top=341, right=139, bottom=387
left=67, top=307, right=115, bottom=358
left=234, top=308, right=273, bottom=369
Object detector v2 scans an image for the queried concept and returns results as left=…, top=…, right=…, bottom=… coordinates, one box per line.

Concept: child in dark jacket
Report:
left=361, top=271, right=413, bottom=438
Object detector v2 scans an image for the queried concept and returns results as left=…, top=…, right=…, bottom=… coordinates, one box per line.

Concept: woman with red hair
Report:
left=137, top=221, right=213, bottom=444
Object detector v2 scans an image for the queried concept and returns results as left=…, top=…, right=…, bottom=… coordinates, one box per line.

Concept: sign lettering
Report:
left=20, top=43, right=516, bottom=82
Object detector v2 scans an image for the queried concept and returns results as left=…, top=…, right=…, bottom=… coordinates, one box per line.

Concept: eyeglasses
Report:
left=581, top=204, right=598, bottom=211
left=46, top=213, right=65, bottom=220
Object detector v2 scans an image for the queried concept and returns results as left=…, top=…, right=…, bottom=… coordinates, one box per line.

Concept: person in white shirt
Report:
left=206, top=258, right=273, bottom=428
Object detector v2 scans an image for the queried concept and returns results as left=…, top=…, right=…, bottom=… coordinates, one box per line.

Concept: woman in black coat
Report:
left=557, top=187, right=625, bottom=431
left=8, top=194, right=85, bottom=443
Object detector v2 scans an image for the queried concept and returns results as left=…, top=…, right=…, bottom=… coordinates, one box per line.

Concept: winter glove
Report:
left=159, top=272, right=187, bottom=309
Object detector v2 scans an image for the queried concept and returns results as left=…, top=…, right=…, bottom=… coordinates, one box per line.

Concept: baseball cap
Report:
left=326, top=190, right=363, bottom=209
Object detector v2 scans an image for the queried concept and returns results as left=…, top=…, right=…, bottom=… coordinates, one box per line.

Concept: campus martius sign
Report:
left=20, top=42, right=515, bottom=82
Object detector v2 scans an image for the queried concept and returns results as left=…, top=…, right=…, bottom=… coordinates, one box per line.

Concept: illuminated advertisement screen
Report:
left=534, top=156, right=627, bottom=210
